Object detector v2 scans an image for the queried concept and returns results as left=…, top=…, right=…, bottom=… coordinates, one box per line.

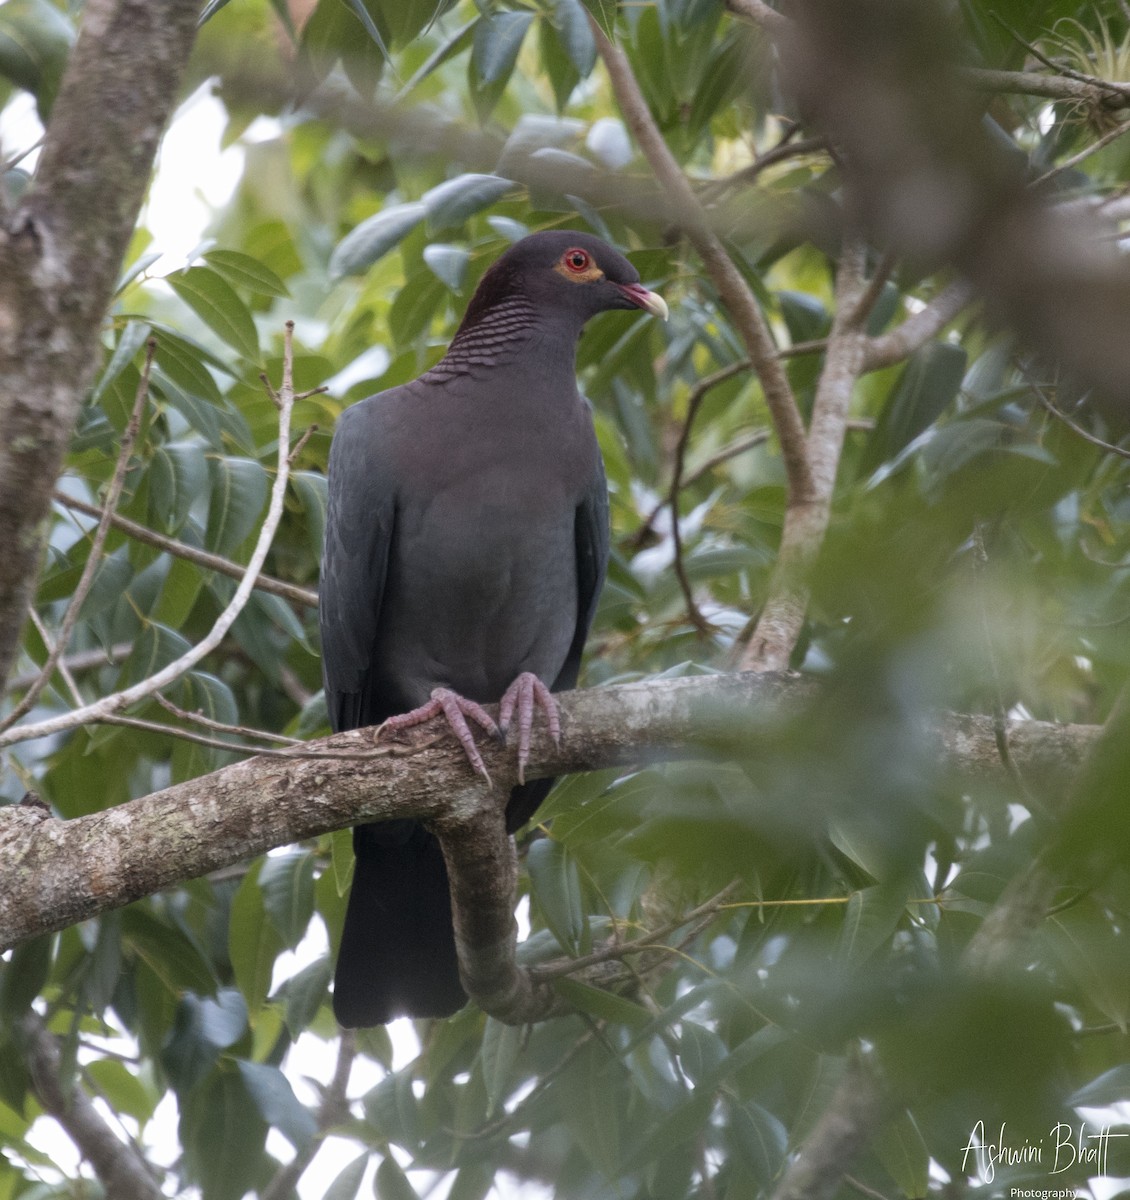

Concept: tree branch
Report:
left=21, top=1013, right=162, bottom=1200
left=863, top=280, right=975, bottom=371
left=740, top=240, right=869, bottom=670
left=0, top=672, right=1101, bottom=1025
left=0, top=0, right=201, bottom=692
left=590, top=17, right=814, bottom=506
left=50, top=491, right=318, bottom=610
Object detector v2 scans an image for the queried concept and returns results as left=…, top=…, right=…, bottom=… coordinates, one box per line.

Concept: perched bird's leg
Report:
left=379, top=689, right=500, bottom=783
left=498, top=673, right=562, bottom=785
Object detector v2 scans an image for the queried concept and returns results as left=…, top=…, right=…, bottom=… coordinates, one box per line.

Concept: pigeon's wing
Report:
left=319, top=397, right=398, bottom=732
left=553, top=446, right=610, bottom=694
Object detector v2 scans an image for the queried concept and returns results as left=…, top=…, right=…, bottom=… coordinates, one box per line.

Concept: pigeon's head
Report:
left=462, top=230, right=668, bottom=332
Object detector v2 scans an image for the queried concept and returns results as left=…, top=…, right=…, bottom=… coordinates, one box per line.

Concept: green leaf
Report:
left=324, top=1152, right=369, bottom=1200
left=679, top=1021, right=727, bottom=1084
left=445, top=1165, right=494, bottom=1200
left=161, top=990, right=248, bottom=1092
left=481, top=1017, right=521, bottom=1117
left=422, top=243, right=470, bottom=291
left=167, top=266, right=261, bottom=362
left=579, top=0, right=617, bottom=40
left=375, top=1158, right=421, bottom=1200
left=340, top=0, right=390, bottom=60
left=85, top=1059, right=158, bottom=1125
left=93, top=320, right=151, bottom=403
left=282, top=955, right=333, bottom=1037
left=471, top=10, right=533, bottom=85
left=1070, top=1064, right=1130, bottom=1107
left=388, top=272, right=447, bottom=347
left=291, top=470, right=328, bottom=557
left=149, top=441, right=208, bottom=534
left=203, top=249, right=290, bottom=298
left=329, top=203, right=427, bottom=280
left=331, top=827, right=355, bottom=896
left=0, top=937, right=52, bottom=1021
left=553, top=977, right=651, bottom=1027
left=554, top=0, right=597, bottom=74
left=180, top=1069, right=268, bottom=1200
left=526, top=838, right=585, bottom=955
left=395, top=17, right=476, bottom=99
left=229, top=862, right=284, bottom=1015
left=372, top=0, right=453, bottom=48
left=422, top=173, right=516, bottom=233
left=0, top=0, right=74, bottom=115
left=859, top=341, right=967, bottom=476
left=205, top=456, right=269, bottom=557
left=727, top=1099, right=788, bottom=1180
left=875, top=1110, right=930, bottom=1198
left=236, top=1060, right=318, bottom=1150
left=836, top=884, right=907, bottom=966
left=259, top=851, right=316, bottom=950
left=364, top=1071, right=421, bottom=1149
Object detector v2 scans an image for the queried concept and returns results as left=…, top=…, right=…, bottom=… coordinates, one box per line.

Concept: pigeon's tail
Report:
left=332, top=821, right=466, bottom=1027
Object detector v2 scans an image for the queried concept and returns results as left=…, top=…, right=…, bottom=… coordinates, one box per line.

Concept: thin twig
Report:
left=530, top=882, right=741, bottom=982
left=1031, top=114, right=1130, bottom=188
left=990, top=13, right=1130, bottom=100
left=155, top=692, right=302, bottom=744
left=52, top=491, right=318, bottom=608
left=668, top=366, right=755, bottom=633
left=6, top=643, right=132, bottom=694
left=703, top=135, right=830, bottom=199
left=1026, top=371, right=1130, bottom=461
left=2, top=341, right=156, bottom=731
left=0, top=325, right=305, bottom=749
left=91, top=710, right=439, bottom=762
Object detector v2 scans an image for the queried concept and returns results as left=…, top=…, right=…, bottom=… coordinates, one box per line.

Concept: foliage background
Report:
left=2, top=0, right=1130, bottom=1197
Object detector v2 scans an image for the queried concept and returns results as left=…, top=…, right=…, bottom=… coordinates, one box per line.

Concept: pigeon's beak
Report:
left=617, top=282, right=669, bottom=321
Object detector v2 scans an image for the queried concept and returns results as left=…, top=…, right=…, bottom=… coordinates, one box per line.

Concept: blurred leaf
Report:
left=422, top=174, right=516, bottom=232
left=259, top=851, right=316, bottom=950
left=481, top=1017, right=521, bottom=1117
left=875, top=1110, right=929, bottom=1198
left=727, top=1099, right=788, bottom=1180
left=329, top=203, right=426, bottom=280
left=236, top=1060, right=318, bottom=1150
left=471, top=11, right=533, bottom=85
left=580, top=0, right=617, bottom=40
left=0, top=0, right=73, bottom=115
left=554, top=977, right=651, bottom=1027
left=229, top=863, right=284, bottom=1015
left=527, top=838, right=585, bottom=955
left=860, top=342, right=968, bottom=477
left=422, top=243, right=470, bottom=291
left=375, top=1158, right=421, bottom=1200
left=324, top=1152, right=369, bottom=1200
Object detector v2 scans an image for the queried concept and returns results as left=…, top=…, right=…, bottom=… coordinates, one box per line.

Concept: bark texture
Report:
left=0, top=671, right=1101, bottom=1022
left=0, top=0, right=201, bottom=691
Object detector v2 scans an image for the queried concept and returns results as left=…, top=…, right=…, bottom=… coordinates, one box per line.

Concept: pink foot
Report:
left=498, top=673, right=561, bottom=784
left=379, top=688, right=499, bottom=783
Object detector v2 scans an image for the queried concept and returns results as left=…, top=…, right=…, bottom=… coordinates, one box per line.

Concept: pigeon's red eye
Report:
left=564, top=249, right=590, bottom=272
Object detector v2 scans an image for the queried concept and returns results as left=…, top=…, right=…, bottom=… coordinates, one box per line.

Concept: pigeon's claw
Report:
left=380, top=688, right=499, bottom=784
left=498, top=672, right=561, bottom=784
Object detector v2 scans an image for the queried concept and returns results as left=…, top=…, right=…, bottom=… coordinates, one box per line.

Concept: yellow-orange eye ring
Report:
left=563, top=248, right=590, bottom=273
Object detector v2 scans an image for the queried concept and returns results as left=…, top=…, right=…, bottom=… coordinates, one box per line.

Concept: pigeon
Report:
left=320, top=230, right=667, bottom=1026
